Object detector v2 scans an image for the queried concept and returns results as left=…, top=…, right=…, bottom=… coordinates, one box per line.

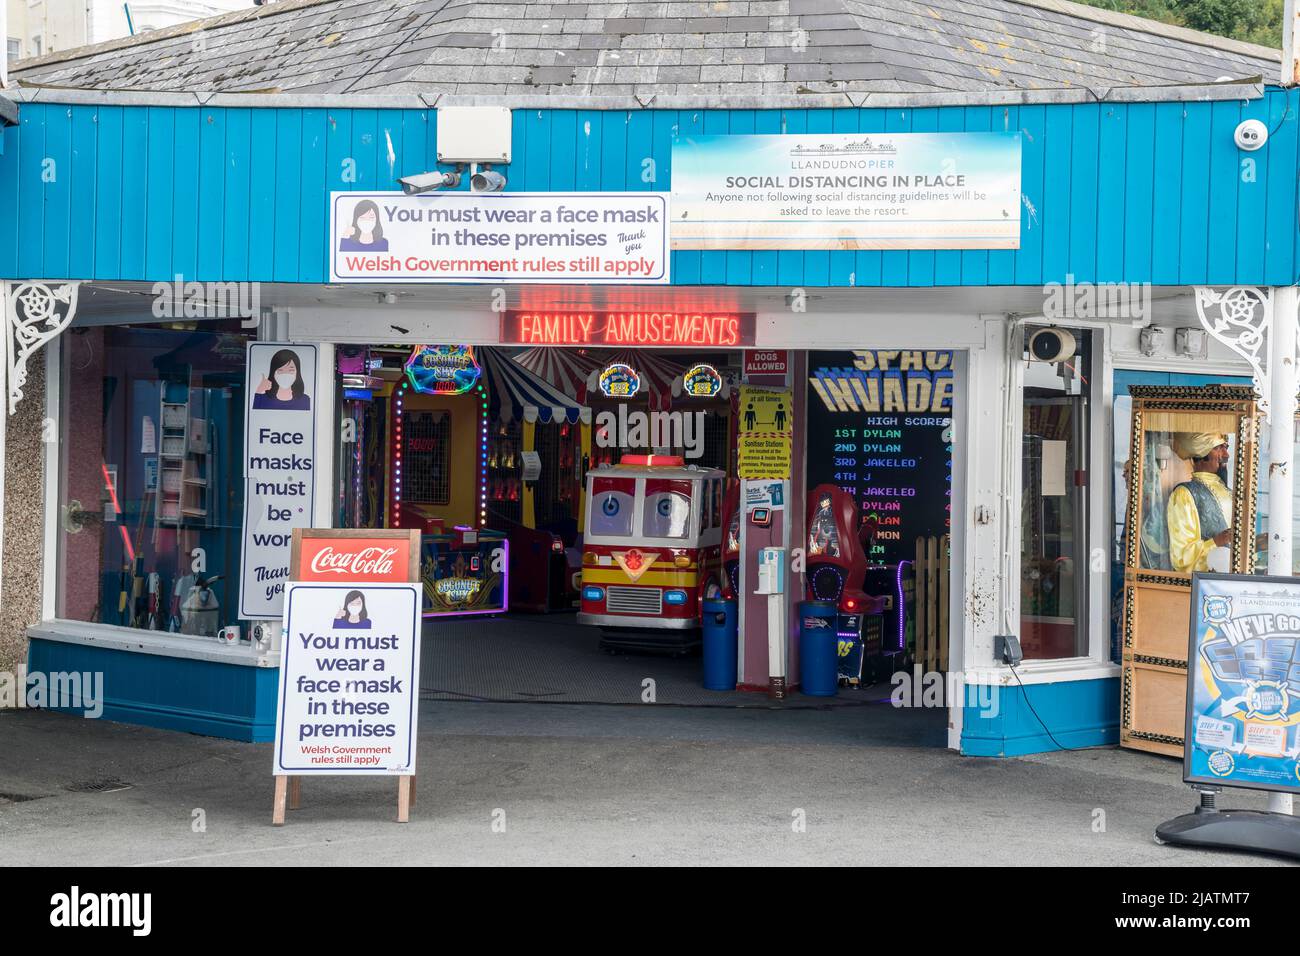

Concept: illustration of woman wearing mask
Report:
left=253, top=349, right=311, bottom=411
left=333, top=590, right=372, bottom=630
left=338, top=199, right=389, bottom=252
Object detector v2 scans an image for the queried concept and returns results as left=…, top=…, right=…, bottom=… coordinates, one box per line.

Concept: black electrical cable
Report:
left=1007, top=660, right=1081, bottom=753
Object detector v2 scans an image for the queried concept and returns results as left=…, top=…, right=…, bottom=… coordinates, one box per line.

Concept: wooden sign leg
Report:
left=288, top=775, right=302, bottom=811
left=397, top=775, right=412, bottom=823
left=272, top=776, right=288, bottom=826
left=409, top=774, right=417, bottom=807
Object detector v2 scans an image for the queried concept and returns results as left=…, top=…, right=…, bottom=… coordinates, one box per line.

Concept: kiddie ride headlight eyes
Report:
left=664, top=590, right=688, bottom=606
left=583, top=586, right=605, bottom=602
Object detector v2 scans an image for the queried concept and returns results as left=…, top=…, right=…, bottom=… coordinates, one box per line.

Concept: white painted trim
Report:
left=946, top=347, right=971, bottom=750
left=1112, top=357, right=1250, bottom=376
left=1088, top=323, right=1111, bottom=666
left=965, top=660, right=1122, bottom=686
left=40, top=334, right=59, bottom=622
left=28, top=619, right=279, bottom=667
left=311, top=337, right=335, bottom=531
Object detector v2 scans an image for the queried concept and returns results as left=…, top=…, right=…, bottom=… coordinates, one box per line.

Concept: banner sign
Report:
left=670, top=132, right=1021, bottom=250
left=737, top=385, right=793, bottom=480
left=240, top=342, right=318, bottom=620
left=274, top=581, right=422, bottom=775
left=501, top=310, right=755, bottom=348
left=330, top=191, right=670, bottom=283
left=805, top=350, right=953, bottom=564
left=1186, top=573, right=1300, bottom=794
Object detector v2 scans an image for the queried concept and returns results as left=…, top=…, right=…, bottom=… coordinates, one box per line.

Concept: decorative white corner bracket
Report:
left=1194, top=286, right=1300, bottom=423
left=5, top=280, right=80, bottom=415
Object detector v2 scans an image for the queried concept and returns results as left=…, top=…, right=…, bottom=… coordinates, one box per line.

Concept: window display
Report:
left=56, top=324, right=251, bottom=637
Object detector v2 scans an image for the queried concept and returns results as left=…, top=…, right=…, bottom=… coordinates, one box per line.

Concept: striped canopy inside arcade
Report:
left=512, top=347, right=603, bottom=403
left=476, top=347, right=590, bottom=425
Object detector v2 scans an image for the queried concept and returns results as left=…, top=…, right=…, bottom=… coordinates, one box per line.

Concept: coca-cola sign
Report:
left=296, top=533, right=415, bottom=584
left=309, top=546, right=397, bottom=577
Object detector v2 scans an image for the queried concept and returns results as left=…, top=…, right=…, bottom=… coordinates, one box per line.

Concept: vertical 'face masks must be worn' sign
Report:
left=1186, top=573, right=1300, bottom=794
left=240, top=342, right=318, bottom=619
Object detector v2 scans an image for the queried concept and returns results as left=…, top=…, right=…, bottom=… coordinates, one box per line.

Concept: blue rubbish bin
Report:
left=800, top=600, right=839, bottom=697
left=702, top=597, right=738, bottom=691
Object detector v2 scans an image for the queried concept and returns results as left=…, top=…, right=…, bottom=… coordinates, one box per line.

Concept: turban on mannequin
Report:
left=1171, top=433, right=1227, bottom=461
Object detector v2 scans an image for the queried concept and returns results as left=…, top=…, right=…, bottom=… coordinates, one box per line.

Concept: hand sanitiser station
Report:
left=756, top=547, right=786, bottom=699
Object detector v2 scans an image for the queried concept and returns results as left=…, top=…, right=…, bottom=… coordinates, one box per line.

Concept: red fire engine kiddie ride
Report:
left=806, top=483, right=889, bottom=683
left=578, top=455, right=726, bottom=652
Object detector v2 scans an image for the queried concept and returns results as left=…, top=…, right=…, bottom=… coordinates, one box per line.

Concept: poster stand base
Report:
left=272, top=774, right=416, bottom=826
left=1156, top=806, right=1300, bottom=861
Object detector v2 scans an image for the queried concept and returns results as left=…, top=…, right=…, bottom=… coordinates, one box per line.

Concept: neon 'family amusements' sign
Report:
left=405, top=344, right=481, bottom=395
left=502, top=311, right=755, bottom=348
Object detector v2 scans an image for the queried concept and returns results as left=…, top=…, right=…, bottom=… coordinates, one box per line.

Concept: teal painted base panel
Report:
left=27, top=637, right=278, bottom=743
left=961, top=676, right=1119, bottom=757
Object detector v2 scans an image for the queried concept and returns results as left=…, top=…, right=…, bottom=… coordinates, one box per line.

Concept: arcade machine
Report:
left=805, top=483, right=889, bottom=685
left=387, top=346, right=508, bottom=619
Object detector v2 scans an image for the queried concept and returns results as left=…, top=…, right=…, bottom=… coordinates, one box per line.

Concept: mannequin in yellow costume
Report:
left=1166, top=432, right=1233, bottom=573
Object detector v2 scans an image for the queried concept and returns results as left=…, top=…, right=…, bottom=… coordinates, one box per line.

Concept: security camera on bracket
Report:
left=1027, top=326, right=1076, bottom=363
left=470, top=163, right=507, bottom=193
left=397, top=167, right=463, bottom=195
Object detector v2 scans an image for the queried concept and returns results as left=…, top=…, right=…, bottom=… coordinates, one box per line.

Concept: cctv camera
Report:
left=1028, top=327, right=1076, bottom=363
left=1235, top=119, right=1268, bottom=151
left=397, top=170, right=460, bottom=195
left=470, top=169, right=507, bottom=193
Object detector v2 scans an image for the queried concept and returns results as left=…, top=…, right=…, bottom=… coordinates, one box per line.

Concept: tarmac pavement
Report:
left=0, top=700, right=1288, bottom=866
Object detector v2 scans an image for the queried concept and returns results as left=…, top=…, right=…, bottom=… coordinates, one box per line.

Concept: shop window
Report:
left=401, top=409, right=450, bottom=505
left=56, top=325, right=252, bottom=636
left=1020, top=327, right=1094, bottom=660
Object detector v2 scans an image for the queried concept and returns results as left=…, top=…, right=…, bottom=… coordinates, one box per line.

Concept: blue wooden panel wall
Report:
left=1, top=91, right=1297, bottom=287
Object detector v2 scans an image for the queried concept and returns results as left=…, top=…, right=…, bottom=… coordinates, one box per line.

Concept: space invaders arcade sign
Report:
left=502, top=310, right=755, bottom=348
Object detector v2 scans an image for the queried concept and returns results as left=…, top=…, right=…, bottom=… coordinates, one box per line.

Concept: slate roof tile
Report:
left=8, top=0, right=1277, bottom=100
